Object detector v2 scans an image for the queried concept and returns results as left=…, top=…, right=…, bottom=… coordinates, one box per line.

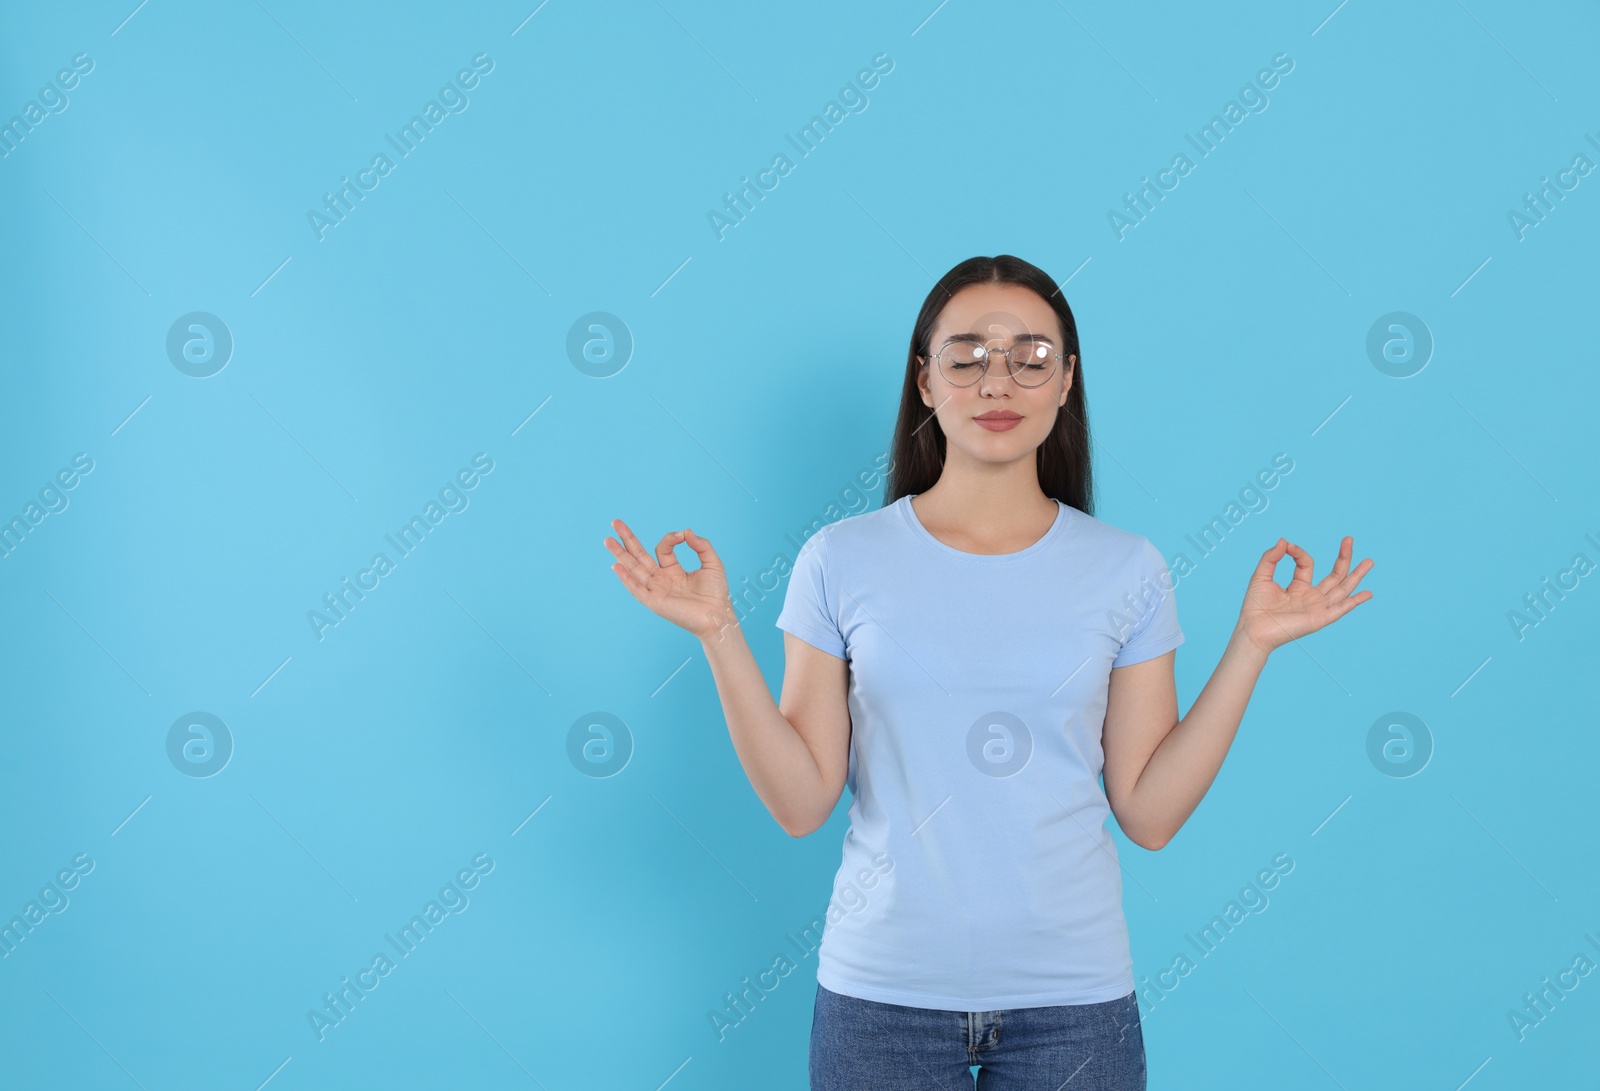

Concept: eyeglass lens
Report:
left=937, top=340, right=1058, bottom=386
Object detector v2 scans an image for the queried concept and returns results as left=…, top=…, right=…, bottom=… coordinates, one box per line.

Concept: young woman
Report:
left=604, top=254, right=1373, bottom=1089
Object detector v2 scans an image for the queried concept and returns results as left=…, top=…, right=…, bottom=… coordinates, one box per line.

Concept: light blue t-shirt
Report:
left=775, top=493, right=1184, bottom=1011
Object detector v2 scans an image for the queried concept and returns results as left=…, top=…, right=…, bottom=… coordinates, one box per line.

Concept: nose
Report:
left=976, top=345, right=1021, bottom=391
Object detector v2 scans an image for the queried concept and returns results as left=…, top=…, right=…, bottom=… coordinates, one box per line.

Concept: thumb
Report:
left=680, top=528, right=723, bottom=568
left=1251, top=537, right=1289, bottom=580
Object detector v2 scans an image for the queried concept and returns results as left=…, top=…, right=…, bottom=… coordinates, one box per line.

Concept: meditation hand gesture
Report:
left=1238, top=536, right=1374, bottom=655
left=605, top=519, right=736, bottom=641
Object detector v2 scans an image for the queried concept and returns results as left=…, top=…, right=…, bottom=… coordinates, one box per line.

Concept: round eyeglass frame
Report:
left=919, top=340, right=1075, bottom=388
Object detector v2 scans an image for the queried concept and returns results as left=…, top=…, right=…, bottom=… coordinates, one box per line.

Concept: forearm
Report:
left=1127, top=624, right=1271, bottom=848
left=699, top=614, right=831, bottom=836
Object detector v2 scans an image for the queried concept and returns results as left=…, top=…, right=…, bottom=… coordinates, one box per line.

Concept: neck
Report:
left=913, top=464, right=1056, bottom=532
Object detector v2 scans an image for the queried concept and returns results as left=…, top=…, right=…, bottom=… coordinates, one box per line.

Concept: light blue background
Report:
left=2, top=1, right=1597, bottom=1087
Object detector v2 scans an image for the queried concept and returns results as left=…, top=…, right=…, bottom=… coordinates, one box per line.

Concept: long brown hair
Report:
left=883, top=254, right=1093, bottom=516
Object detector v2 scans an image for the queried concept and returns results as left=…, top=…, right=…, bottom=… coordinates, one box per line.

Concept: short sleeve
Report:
left=775, top=528, right=847, bottom=660
left=1112, top=537, right=1184, bottom=668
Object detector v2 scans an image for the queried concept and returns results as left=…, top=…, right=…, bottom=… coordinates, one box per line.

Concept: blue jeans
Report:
left=809, top=981, right=1146, bottom=1090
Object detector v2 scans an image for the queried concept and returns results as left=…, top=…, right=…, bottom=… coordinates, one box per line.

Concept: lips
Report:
left=973, top=411, right=1022, bottom=432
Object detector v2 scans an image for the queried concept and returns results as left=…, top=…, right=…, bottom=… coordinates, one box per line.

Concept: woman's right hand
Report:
left=605, top=519, right=736, bottom=641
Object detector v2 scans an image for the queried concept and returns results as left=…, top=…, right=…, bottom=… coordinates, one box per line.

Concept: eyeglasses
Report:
left=920, top=339, right=1072, bottom=388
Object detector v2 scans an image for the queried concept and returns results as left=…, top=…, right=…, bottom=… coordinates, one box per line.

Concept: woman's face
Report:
left=916, top=282, right=1075, bottom=468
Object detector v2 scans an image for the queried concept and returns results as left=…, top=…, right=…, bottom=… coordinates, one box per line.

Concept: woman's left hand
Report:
left=1238, top=536, right=1373, bottom=655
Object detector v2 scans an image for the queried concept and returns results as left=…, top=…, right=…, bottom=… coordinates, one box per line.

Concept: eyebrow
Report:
left=938, top=332, right=1056, bottom=346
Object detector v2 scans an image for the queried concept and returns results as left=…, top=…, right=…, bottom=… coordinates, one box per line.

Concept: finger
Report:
left=610, top=559, right=647, bottom=597
left=1320, top=536, right=1353, bottom=585
left=609, top=545, right=654, bottom=591
left=655, top=530, right=689, bottom=569
left=606, top=521, right=658, bottom=582
left=680, top=528, right=725, bottom=571
left=1250, top=538, right=1291, bottom=582
left=611, top=518, right=656, bottom=567
left=1330, top=588, right=1374, bottom=619
left=608, top=542, right=651, bottom=584
left=611, top=518, right=649, bottom=566
left=1283, top=541, right=1315, bottom=588
left=1331, top=556, right=1375, bottom=598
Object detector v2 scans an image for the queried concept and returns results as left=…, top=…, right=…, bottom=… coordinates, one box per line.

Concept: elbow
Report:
left=1134, top=827, right=1173, bottom=851
left=785, top=804, right=835, bottom=838
left=1112, top=798, right=1171, bottom=851
left=1119, top=813, right=1172, bottom=851
left=781, top=813, right=821, bottom=838
left=782, top=790, right=841, bottom=838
